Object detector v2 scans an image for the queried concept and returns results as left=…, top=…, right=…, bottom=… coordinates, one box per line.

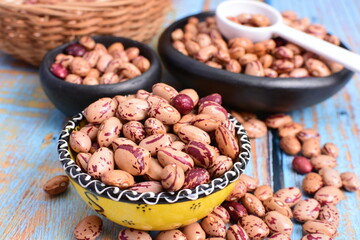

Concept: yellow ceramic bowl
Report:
left=58, top=113, right=251, bottom=231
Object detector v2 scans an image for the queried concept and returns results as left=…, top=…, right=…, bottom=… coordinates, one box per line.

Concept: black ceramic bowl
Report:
left=158, top=11, right=354, bottom=112
left=40, top=36, right=161, bottom=116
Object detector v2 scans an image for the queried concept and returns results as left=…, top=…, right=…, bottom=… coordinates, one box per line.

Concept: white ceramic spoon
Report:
left=216, top=0, right=360, bottom=73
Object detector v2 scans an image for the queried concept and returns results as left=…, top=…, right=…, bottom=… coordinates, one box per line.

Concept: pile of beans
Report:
left=65, top=83, right=240, bottom=193
left=227, top=13, right=271, bottom=27
left=263, top=113, right=359, bottom=191
left=171, top=11, right=343, bottom=78
left=50, top=36, right=150, bottom=85
left=66, top=168, right=359, bottom=240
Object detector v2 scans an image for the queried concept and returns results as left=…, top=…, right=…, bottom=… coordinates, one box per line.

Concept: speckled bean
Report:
left=265, top=114, right=292, bottom=129
left=314, top=186, right=344, bottom=205
left=296, top=128, right=320, bottom=142
left=139, top=134, right=173, bottom=157
left=201, top=214, right=226, bottom=238
left=70, top=57, right=91, bottom=76
left=280, top=136, right=301, bottom=155
left=43, top=175, right=69, bottom=195
left=274, top=46, right=294, bottom=59
left=207, top=155, right=233, bottom=178
left=226, top=179, right=247, bottom=201
left=264, top=211, right=293, bottom=235
left=272, top=59, right=294, bottom=73
left=239, top=53, right=258, bottom=66
left=293, top=198, right=321, bottom=222
left=184, top=140, right=217, bottom=168
left=305, top=58, right=331, bottom=77
left=74, top=215, right=102, bottom=240
left=129, top=181, right=163, bottom=193
left=84, top=97, right=116, bottom=124
left=222, top=201, right=248, bottom=222
left=226, top=225, right=249, bottom=240
left=117, top=98, right=150, bottom=121
left=80, top=124, right=99, bottom=141
left=148, top=102, right=181, bottom=125
left=301, top=234, right=333, bottom=240
left=122, top=121, right=146, bottom=143
left=242, top=118, right=267, bottom=138
left=182, top=167, right=210, bottom=189
left=87, top=147, right=114, bottom=179
left=302, top=220, right=337, bottom=237
left=302, top=172, right=324, bottom=194
left=321, top=142, right=339, bottom=158
left=238, top=174, right=258, bottom=192
left=263, top=197, right=293, bottom=218
left=244, top=60, right=264, bottom=76
left=97, top=117, right=122, bottom=148
left=101, top=169, right=134, bottom=189
left=319, top=204, right=340, bottom=227
left=211, top=206, right=230, bottom=224
left=178, top=125, right=211, bottom=144
left=241, top=193, right=265, bottom=217
left=278, top=122, right=303, bottom=138
left=254, top=185, right=273, bottom=201
left=319, top=168, right=342, bottom=188
left=192, top=114, right=221, bottom=132
left=302, top=138, right=321, bottom=158
left=268, top=233, right=291, bottom=240
left=118, top=229, right=151, bottom=240
left=198, top=101, right=227, bottom=122
left=114, top=145, right=150, bottom=176
left=240, top=215, right=269, bottom=240
left=70, top=131, right=91, bottom=153
left=155, top=230, right=187, bottom=240
left=111, top=137, right=137, bottom=150
left=215, top=125, right=239, bottom=159
left=161, top=163, right=185, bottom=191
left=182, top=222, right=206, bottom=240
left=310, top=155, right=337, bottom=170
left=340, top=172, right=360, bottom=191
left=76, top=152, right=91, bottom=172
left=274, top=187, right=302, bottom=207
left=144, top=118, right=167, bottom=135
left=157, top=146, right=194, bottom=171
left=196, top=45, right=218, bottom=62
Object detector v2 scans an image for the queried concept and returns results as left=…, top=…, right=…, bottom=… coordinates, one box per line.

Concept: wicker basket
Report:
left=0, top=0, right=171, bottom=66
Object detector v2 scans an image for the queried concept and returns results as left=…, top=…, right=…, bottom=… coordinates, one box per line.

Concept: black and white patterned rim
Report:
left=58, top=113, right=251, bottom=205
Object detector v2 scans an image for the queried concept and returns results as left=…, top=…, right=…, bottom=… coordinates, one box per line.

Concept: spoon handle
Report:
left=275, top=24, right=360, bottom=73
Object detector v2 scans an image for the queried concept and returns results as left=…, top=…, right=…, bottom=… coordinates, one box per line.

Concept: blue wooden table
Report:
left=0, top=0, right=359, bottom=239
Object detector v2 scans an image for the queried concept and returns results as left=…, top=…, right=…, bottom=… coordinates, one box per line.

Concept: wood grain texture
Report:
left=0, top=0, right=359, bottom=239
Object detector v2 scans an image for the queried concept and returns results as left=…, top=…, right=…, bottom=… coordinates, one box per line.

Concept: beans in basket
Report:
left=69, top=83, right=240, bottom=192
left=171, top=11, right=343, bottom=78
left=50, top=36, right=150, bottom=85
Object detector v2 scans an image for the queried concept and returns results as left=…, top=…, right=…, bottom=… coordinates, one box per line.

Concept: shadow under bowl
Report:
left=58, top=113, right=251, bottom=231
left=158, top=11, right=354, bottom=113
left=40, top=36, right=161, bottom=116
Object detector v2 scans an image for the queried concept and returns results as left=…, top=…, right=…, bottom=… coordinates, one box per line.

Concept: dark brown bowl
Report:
left=40, top=36, right=161, bottom=116
left=158, top=11, right=354, bottom=113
